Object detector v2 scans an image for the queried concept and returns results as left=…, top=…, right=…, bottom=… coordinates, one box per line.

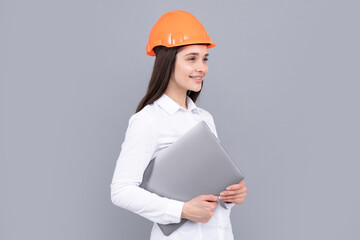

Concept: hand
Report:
left=219, top=180, right=247, bottom=205
left=181, top=195, right=219, bottom=223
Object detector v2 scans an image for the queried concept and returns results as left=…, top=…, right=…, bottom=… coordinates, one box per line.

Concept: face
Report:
left=169, top=45, right=209, bottom=93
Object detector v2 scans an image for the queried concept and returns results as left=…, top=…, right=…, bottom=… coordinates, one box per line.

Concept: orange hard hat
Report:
left=146, top=10, right=216, bottom=56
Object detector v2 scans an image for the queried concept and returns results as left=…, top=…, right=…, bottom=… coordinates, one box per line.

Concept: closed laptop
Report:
left=140, top=121, right=244, bottom=236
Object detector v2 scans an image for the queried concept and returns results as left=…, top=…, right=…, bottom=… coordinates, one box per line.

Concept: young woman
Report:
left=111, top=11, right=247, bottom=240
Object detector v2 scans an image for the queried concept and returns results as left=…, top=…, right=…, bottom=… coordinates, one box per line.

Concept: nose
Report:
left=196, top=60, right=207, bottom=73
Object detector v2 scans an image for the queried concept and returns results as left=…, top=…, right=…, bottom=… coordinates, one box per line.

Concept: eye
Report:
left=203, top=57, right=209, bottom=62
left=187, top=57, right=196, bottom=61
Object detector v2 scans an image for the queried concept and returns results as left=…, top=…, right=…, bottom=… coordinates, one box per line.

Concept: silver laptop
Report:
left=140, top=121, right=244, bottom=236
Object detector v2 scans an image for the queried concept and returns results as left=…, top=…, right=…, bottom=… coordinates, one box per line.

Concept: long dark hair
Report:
left=136, top=46, right=202, bottom=113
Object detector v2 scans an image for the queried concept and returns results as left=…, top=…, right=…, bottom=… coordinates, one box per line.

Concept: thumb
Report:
left=200, top=194, right=219, bottom=202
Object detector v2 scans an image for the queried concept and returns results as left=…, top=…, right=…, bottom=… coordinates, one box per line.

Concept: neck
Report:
left=164, top=88, right=188, bottom=109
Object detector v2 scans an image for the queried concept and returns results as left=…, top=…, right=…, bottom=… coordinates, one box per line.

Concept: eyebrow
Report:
left=184, top=53, right=209, bottom=57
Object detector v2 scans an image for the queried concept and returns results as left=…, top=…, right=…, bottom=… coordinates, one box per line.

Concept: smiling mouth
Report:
left=190, top=76, right=204, bottom=82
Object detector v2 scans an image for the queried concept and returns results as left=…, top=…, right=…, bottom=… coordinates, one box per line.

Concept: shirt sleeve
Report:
left=110, top=112, right=184, bottom=224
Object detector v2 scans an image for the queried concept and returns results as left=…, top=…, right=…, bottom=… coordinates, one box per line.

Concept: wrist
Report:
left=181, top=201, right=190, bottom=219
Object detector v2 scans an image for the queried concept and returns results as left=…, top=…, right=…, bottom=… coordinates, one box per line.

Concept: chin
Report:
left=190, top=87, right=202, bottom=92
left=189, top=84, right=202, bottom=92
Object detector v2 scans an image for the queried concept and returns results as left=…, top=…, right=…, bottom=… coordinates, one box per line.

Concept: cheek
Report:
left=180, top=65, right=193, bottom=76
left=175, top=66, right=192, bottom=81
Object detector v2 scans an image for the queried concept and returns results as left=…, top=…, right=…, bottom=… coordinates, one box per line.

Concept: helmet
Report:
left=146, top=10, right=216, bottom=56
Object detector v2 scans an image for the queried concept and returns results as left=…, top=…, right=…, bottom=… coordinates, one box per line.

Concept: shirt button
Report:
left=218, top=226, right=224, bottom=230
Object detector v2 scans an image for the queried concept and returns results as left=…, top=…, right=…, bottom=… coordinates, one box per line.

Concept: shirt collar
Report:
left=155, top=94, right=198, bottom=115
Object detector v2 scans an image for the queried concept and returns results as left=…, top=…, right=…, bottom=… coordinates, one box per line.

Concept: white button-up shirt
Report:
left=111, top=94, right=235, bottom=240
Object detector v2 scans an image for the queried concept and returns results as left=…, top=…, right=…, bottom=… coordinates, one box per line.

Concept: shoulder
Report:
left=124, top=104, right=159, bottom=140
left=196, top=107, right=215, bottom=121
left=128, top=104, right=156, bottom=128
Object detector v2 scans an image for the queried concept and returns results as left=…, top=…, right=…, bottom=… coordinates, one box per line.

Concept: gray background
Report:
left=1, top=0, right=359, bottom=239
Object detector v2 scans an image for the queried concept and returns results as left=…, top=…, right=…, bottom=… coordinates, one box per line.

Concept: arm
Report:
left=111, top=113, right=183, bottom=224
left=111, top=112, right=222, bottom=224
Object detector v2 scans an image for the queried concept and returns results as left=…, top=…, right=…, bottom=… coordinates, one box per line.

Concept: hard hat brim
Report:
left=147, top=42, right=216, bottom=56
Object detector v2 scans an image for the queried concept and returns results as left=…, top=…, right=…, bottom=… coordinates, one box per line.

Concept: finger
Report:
left=221, top=198, right=245, bottom=205
left=226, top=181, right=246, bottom=191
left=208, top=201, right=219, bottom=208
left=220, top=193, right=247, bottom=201
left=227, top=181, right=245, bottom=189
left=221, top=186, right=247, bottom=196
left=225, top=198, right=245, bottom=205
left=221, top=187, right=247, bottom=197
left=199, top=194, right=219, bottom=202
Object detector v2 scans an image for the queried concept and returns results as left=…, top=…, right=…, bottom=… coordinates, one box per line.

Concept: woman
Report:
left=111, top=10, right=247, bottom=240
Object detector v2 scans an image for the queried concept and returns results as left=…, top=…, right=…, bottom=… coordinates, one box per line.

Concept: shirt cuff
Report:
left=163, top=199, right=184, bottom=224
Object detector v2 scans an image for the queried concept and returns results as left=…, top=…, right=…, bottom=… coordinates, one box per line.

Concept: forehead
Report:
left=177, top=44, right=209, bottom=56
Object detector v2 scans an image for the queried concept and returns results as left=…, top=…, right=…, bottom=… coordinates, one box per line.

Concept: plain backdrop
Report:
left=1, top=0, right=359, bottom=239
